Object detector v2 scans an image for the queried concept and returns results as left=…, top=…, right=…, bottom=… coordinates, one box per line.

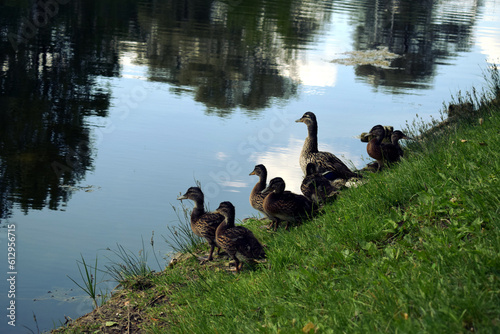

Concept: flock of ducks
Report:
left=364, top=124, right=411, bottom=170
left=177, top=112, right=411, bottom=272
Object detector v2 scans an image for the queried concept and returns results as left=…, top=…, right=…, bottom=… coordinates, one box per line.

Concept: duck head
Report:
left=391, top=130, right=413, bottom=142
left=295, top=111, right=317, bottom=126
left=261, top=177, right=286, bottom=195
left=305, top=162, right=319, bottom=176
left=177, top=186, right=204, bottom=201
left=250, top=164, right=267, bottom=177
left=215, top=201, right=235, bottom=219
left=364, top=124, right=385, bottom=140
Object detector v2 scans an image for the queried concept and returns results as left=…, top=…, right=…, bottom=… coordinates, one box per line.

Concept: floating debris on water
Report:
left=330, top=47, right=401, bottom=68
left=59, top=184, right=101, bottom=192
left=32, top=288, right=88, bottom=303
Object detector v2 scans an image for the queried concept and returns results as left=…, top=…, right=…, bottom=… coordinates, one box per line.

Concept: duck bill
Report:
left=177, top=194, right=188, bottom=200
left=261, top=185, right=272, bottom=194
left=295, top=117, right=304, bottom=123
left=249, top=170, right=256, bottom=176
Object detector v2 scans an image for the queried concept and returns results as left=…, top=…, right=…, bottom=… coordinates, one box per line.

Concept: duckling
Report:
left=383, top=130, right=412, bottom=162
left=301, top=163, right=338, bottom=205
left=447, top=102, right=474, bottom=119
left=296, top=112, right=360, bottom=180
left=177, top=187, right=224, bottom=262
left=249, top=164, right=270, bottom=219
left=365, top=125, right=411, bottom=170
left=215, top=201, right=266, bottom=273
left=262, top=177, right=314, bottom=231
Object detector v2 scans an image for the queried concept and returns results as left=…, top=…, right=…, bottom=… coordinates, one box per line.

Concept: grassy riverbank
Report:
left=54, top=72, right=500, bottom=333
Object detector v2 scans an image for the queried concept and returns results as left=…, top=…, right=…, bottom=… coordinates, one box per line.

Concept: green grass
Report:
left=142, top=76, right=499, bottom=333
left=58, top=68, right=500, bottom=333
left=104, top=244, right=147, bottom=281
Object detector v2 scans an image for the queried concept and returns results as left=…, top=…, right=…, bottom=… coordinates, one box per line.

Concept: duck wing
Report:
left=250, top=188, right=267, bottom=214
left=380, top=143, right=401, bottom=163
left=314, top=151, right=359, bottom=179
left=195, top=212, right=224, bottom=240
left=282, top=191, right=314, bottom=218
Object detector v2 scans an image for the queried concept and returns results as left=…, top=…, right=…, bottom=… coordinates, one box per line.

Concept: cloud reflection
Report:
left=249, top=136, right=362, bottom=194
left=220, top=181, right=248, bottom=191
left=250, top=138, right=304, bottom=194
left=283, top=58, right=339, bottom=88
left=478, top=33, right=500, bottom=64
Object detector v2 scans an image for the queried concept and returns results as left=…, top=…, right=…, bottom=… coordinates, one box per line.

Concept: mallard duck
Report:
left=249, top=164, right=270, bottom=219
left=262, top=177, right=314, bottom=231
left=177, top=187, right=224, bottom=262
left=365, top=125, right=411, bottom=170
left=388, top=130, right=411, bottom=160
left=301, top=162, right=338, bottom=204
left=215, top=201, right=266, bottom=273
left=296, top=112, right=360, bottom=180
left=365, top=124, right=385, bottom=169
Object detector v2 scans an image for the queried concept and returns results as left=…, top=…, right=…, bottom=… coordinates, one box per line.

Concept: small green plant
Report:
left=164, top=201, right=204, bottom=256
left=103, top=240, right=155, bottom=289
left=150, top=230, right=163, bottom=271
left=67, top=255, right=106, bottom=309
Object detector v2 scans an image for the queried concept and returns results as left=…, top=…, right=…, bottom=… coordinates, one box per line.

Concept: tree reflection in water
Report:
left=0, top=0, right=483, bottom=220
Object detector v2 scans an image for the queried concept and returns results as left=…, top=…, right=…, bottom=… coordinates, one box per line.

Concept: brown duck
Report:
left=388, top=130, right=411, bottom=160
left=249, top=164, right=270, bottom=219
left=301, top=162, right=338, bottom=205
left=177, top=187, right=224, bottom=261
left=215, top=201, right=266, bottom=273
left=296, top=111, right=360, bottom=180
left=262, top=177, right=314, bottom=231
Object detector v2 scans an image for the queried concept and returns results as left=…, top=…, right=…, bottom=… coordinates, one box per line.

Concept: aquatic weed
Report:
left=67, top=255, right=105, bottom=309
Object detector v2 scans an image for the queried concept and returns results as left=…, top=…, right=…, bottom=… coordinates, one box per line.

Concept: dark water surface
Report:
left=1, top=0, right=499, bottom=331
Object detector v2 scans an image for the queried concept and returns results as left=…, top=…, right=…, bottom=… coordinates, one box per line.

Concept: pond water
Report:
left=1, top=0, right=499, bottom=331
